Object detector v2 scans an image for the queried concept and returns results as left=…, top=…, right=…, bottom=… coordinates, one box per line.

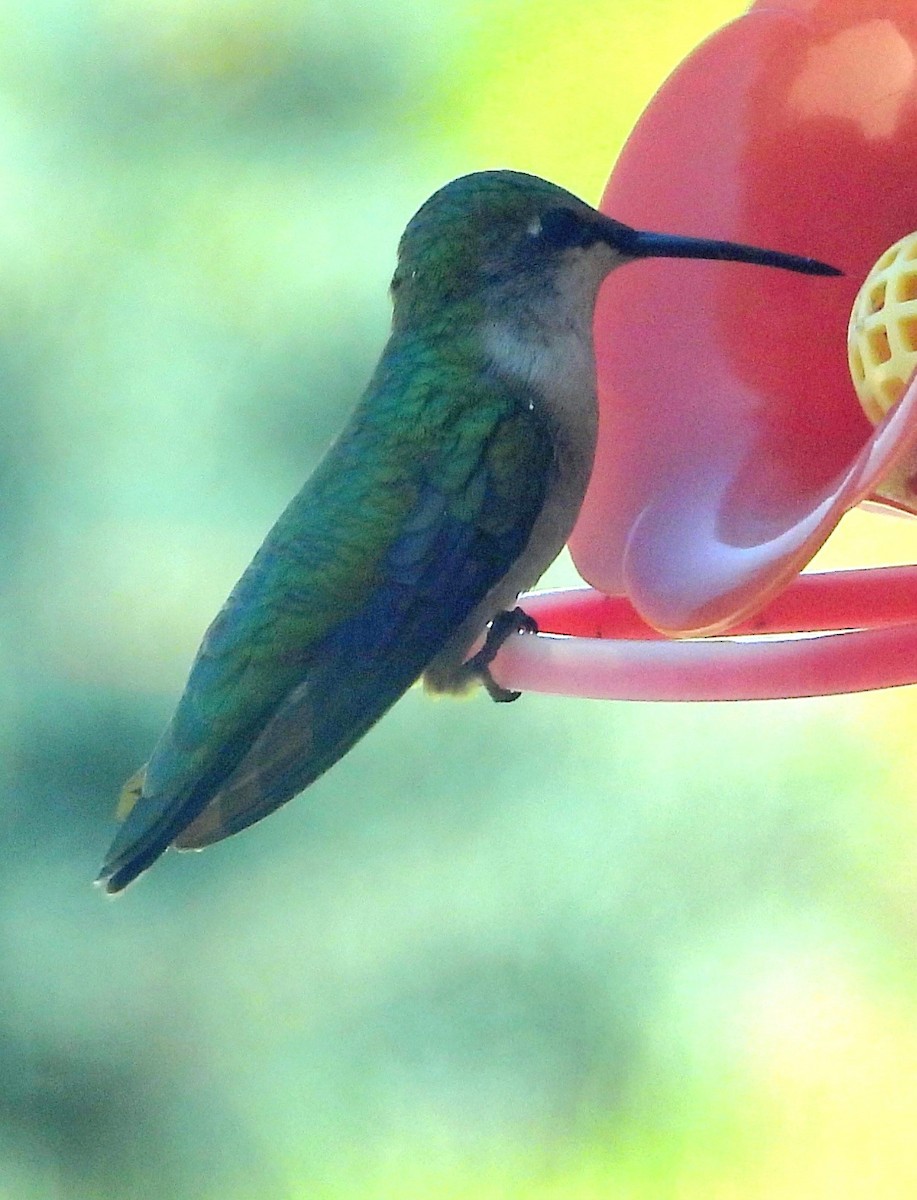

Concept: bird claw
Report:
left=467, top=607, right=539, bottom=703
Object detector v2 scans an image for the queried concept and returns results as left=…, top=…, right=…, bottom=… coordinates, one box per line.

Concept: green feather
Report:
left=101, top=329, right=553, bottom=887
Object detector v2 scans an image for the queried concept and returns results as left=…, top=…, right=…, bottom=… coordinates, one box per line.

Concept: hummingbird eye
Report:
left=535, top=207, right=587, bottom=249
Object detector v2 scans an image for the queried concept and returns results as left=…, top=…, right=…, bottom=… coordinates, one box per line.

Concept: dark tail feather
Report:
left=96, top=730, right=264, bottom=894
left=97, top=828, right=182, bottom=894
left=97, top=649, right=427, bottom=887
left=97, top=809, right=194, bottom=894
left=174, top=662, right=420, bottom=849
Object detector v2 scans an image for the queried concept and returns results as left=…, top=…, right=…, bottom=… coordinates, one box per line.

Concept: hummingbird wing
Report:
left=99, top=340, right=555, bottom=890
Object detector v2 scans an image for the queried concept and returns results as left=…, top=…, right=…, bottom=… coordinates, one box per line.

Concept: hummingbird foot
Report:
left=468, top=607, right=539, bottom=703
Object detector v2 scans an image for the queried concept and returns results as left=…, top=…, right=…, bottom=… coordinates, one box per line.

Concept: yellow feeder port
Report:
left=848, top=231, right=917, bottom=425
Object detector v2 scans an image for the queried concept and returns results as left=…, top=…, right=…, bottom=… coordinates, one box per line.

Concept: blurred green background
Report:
left=4, top=1, right=917, bottom=1196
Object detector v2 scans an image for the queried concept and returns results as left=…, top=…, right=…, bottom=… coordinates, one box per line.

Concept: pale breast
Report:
left=421, top=313, right=599, bottom=695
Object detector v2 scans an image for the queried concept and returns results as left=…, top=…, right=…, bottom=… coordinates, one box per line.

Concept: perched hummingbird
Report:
left=98, top=170, right=839, bottom=892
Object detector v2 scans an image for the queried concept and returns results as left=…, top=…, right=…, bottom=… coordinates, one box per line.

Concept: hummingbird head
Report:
left=390, top=170, right=840, bottom=330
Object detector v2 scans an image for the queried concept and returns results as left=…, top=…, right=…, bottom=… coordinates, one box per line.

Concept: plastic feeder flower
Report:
left=493, top=0, right=917, bottom=701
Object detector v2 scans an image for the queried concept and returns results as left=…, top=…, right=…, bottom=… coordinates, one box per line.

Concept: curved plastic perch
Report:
left=491, top=567, right=917, bottom=701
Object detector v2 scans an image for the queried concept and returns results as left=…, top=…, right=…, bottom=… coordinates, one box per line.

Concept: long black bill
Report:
left=603, top=216, right=842, bottom=277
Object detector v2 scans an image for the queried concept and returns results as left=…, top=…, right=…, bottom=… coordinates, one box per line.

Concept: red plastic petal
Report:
left=569, top=0, right=917, bottom=635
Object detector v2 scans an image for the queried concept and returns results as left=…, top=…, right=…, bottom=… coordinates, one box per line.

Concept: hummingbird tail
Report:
left=96, top=808, right=194, bottom=893
left=97, top=644, right=428, bottom=889
left=172, top=661, right=419, bottom=850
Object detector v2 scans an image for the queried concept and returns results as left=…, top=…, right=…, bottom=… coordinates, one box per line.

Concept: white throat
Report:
left=480, top=248, right=611, bottom=417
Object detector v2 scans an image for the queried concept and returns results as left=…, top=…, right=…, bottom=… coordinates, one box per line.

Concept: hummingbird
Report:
left=97, top=169, right=840, bottom=892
